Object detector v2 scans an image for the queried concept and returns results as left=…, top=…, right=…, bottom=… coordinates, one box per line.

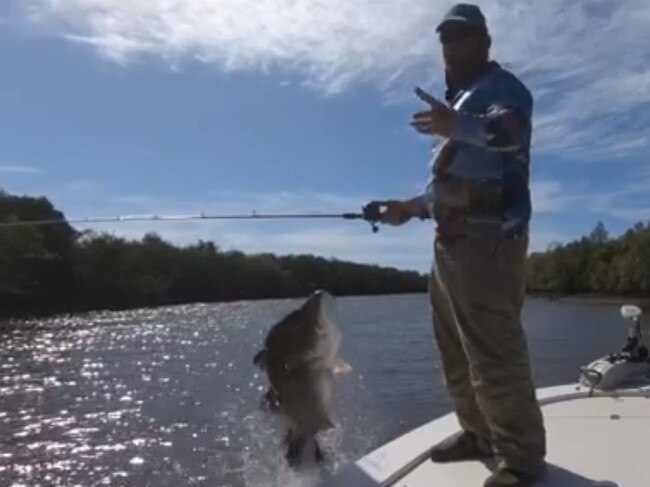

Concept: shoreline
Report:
left=3, top=292, right=649, bottom=322
left=528, top=292, right=650, bottom=308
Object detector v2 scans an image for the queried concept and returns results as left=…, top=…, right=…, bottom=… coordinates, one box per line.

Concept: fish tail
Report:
left=284, top=429, right=324, bottom=469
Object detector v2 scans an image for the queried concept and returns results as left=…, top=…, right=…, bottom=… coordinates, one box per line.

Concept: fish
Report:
left=253, top=290, right=351, bottom=469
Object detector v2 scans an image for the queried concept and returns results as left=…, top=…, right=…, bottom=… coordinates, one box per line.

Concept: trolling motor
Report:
left=579, top=304, right=650, bottom=390
left=619, top=305, right=649, bottom=362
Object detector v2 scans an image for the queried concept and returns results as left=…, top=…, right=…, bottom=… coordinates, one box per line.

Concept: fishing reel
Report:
left=360, top=202, right=383, bottom=233
left=339, top=203, right=382, bottom=233
left=358, top=201, right=424, bottom=233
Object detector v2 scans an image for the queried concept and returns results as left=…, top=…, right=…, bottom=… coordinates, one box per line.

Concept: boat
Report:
left=324, top=304, right=650, bottom=486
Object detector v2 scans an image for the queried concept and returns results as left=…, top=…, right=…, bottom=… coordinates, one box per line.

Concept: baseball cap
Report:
left=436, top=3, right=488, bottom=33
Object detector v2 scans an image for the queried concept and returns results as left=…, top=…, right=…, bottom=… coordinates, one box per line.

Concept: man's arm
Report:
left=451, top=101, right=531, bottom=152
left=405, top=192, right=432, bottom=219
left=412, top=84, right=533, bottom=153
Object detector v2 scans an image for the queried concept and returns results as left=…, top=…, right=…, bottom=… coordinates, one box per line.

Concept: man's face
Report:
left=438, top=22, right=487, bottom=74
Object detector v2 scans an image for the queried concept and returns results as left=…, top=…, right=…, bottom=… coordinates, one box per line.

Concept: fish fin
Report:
left=253, top=349, right=266, bottom=369
left=333, top=357, right=352, bottom=374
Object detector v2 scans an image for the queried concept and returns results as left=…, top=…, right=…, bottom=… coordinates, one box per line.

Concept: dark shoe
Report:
left=484, top=466, right=542, bottom=487
left=430, top=431, right=493, bottom=463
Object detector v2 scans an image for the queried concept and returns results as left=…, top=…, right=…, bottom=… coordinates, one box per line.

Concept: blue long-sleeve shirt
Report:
left=417, top=62, right=533, bottom=239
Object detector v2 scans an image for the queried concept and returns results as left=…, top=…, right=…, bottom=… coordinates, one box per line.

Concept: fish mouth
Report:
left=311, top=290, right=337, bottom=327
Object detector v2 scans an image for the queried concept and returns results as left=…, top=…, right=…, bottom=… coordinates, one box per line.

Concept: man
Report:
left=365, top=4, right=546, bottom=487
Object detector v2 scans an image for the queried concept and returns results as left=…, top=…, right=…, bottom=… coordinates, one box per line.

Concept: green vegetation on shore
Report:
left=527, top=222, right=650, bottom=296
left=2, top=190, right=648, bottom=318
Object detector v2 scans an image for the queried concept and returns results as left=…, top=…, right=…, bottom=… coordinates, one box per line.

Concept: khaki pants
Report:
left=429, top=236, right=546, bottom=474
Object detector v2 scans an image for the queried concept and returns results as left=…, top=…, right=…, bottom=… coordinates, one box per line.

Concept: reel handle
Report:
left=361, top=203, right=383, bottom=233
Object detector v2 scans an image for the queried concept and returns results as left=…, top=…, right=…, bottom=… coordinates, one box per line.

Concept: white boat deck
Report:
left=324, top=385, right=650, bottom=487
left=399, top=395, right=650, bottom=487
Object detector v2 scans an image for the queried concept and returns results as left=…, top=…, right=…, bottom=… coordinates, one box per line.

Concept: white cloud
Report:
left=82, top=216, right=434, bottom=272
left=587, top=169, right=650, bottom=223
left=527, top=169, right=650, bottom=231
left=530, top=180, right=573, bottom=214
left=16, top=0, right=650, bottom=159
left=204, top=190, right=366, bottom=213
left=528, top=167, right=650, bottom=228
left=218, top=223, right=434, bottom=270
left=0, top=165, right=43, bottom=174
left=604, top=207, right=650, bottom=223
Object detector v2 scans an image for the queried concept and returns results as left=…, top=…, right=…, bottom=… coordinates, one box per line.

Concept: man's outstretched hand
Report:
left=410, top=86, right=456, bottom=138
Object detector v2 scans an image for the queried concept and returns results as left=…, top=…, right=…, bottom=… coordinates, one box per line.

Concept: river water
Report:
left=0, top=295, right=636, bottom=486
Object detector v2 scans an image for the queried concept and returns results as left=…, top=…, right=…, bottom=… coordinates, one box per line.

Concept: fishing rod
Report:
left=0, top=207, right=384, bottom=232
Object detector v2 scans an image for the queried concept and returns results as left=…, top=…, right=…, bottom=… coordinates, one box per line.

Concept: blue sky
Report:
left=1, top=0, right=649, bottom=272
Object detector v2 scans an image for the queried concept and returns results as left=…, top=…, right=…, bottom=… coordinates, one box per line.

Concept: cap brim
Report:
left=435, top=17, right=471, bottom=32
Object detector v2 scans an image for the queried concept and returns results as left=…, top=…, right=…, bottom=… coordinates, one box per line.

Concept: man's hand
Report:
left=363, top=200, right=418, bottom=226
left=410, top=86, right=457, bottom=138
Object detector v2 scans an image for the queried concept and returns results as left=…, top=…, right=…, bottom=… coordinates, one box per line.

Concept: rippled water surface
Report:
left=0, top=295, right=635, bottom=486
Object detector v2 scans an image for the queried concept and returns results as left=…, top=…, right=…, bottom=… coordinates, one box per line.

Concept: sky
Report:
left=1, top=0, right=649, bottom=272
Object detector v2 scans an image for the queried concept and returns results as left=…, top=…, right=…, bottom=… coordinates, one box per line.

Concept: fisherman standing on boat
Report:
left=365, top=4, right=546, bottom=486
